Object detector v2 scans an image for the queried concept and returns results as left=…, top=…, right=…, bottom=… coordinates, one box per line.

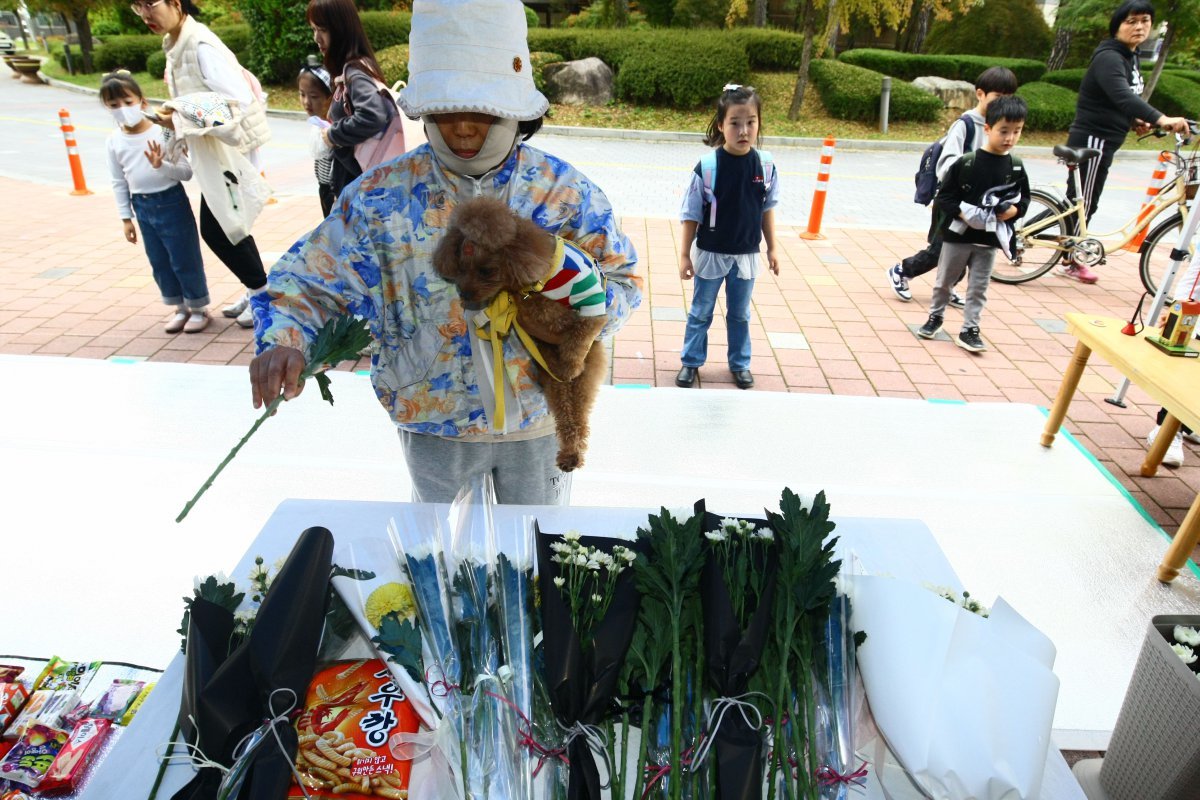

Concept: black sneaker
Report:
left=948, top=289, right=965, bottom=309
left=917, top=314, right=943, bottom=339
left=956, top=327, right=986, bottom=352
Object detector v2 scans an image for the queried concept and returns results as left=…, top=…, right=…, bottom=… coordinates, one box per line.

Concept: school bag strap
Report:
left=699, top=148, right=774, bottom=229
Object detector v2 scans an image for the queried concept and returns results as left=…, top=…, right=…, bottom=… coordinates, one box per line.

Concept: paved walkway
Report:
left=2, top=172, right=1199, bottom=566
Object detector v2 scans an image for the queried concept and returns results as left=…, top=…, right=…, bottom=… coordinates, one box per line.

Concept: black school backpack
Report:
left=914, top=114, right=975, bottom=206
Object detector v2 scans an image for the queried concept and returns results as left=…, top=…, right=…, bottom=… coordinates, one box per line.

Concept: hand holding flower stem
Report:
left=176, top=315, right=371, bottom=522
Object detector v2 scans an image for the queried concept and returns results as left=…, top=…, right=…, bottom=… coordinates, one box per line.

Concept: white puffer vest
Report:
left=163, top=16, right=271, bottom=154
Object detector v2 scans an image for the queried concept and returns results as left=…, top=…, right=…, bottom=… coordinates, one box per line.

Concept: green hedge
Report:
left=838, top=48, right=1045, bottom=85
left=1149, top=73, right=1200, bottom=119
left=376, top=43, right=408, bottom=86
left=809, top=58, right=942, bottom=122
left=360, top=11, right=411, bottom=51
left=725, top=28, right=804, bottom=70
left=1016, top=81, right=1078, bottom=131
left=1162, top=69, right=1200, bottom=86
left=93, top=34, right=162, bottom=73
left=146, top=49, right=166, bottom=79
left=615, top=33, right=747, bottom=108
left=1040, top=68, right=1085, bottom=91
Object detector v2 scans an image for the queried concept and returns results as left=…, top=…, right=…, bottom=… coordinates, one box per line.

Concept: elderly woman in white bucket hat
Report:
left=248, top=0, right=641, bottom=505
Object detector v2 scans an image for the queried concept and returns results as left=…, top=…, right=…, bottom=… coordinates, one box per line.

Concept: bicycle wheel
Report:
left=992, top=190, right=1069, bottom=284
left=1139, top=213, right=1189, bottom=296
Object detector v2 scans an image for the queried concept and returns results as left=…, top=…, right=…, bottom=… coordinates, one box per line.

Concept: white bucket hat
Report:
left=399, top=0, right=549, bottom=122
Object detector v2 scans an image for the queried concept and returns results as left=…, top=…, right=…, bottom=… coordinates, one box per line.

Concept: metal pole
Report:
left=1106, top=146, right=1200, bottom=407
left=880, top=77, right=891, bottom=134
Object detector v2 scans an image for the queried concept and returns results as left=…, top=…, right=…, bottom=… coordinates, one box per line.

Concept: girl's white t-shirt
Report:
left=106, top=126, right=193, bottom=220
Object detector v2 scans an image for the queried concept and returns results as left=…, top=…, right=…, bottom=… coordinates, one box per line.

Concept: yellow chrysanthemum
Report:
left=364, top=582, right=417, bottom=629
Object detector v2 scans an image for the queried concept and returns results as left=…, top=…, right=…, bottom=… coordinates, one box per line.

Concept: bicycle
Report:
left=993, top=122, right=1200, bottom=293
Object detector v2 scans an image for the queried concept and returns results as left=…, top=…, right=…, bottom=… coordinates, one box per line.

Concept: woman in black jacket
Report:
left=1061, top=0, right=1189, bottom=283
left=308, top=0, right=394, bottom=200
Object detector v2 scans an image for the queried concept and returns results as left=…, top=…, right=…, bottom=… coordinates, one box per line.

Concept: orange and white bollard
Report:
left=58, top=109, right=92, bottom=196
left=799, top=137, right=835, bottom=240
left=1124, top=150, right=1171, bottom=251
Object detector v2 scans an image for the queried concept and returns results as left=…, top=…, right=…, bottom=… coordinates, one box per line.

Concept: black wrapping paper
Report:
left=696, top=501, right=778, bottom=800
left=171, top=525, right=335, bottom=800
left=536, top=523, right=641, bottom=800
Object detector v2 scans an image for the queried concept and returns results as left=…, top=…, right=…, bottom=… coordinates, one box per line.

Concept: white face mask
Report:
left=111, top=106, right=144, bottom=128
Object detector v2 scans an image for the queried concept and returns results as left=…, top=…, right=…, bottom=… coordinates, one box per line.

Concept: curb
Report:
left=39, top=73, right=1164, bottom=162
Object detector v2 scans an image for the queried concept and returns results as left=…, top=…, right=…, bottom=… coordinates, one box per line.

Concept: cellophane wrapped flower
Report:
left=388, top=506, right=467, bottom=798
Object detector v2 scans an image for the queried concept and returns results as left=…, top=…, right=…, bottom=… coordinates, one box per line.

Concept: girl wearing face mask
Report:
left=251, top=0, right=643, bottom=507
left=102, top=70, right=210, bottom=334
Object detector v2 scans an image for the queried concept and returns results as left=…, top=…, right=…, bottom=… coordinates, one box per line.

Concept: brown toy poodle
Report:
left=432, top=196, right=608, bottom=472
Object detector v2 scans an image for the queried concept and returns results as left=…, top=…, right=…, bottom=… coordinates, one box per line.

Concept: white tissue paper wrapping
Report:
left=848, top=575, right=1059, bottom=800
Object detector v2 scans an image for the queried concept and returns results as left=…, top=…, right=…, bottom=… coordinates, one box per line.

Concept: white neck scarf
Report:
left=424, top=116, right=519, bottom=177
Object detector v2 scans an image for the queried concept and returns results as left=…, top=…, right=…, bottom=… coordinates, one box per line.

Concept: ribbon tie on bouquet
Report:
left=476, top=289, right=561, bottom=426
left=559, top=720, right=612, bottom=790
left=816, top=760, right=870, bottom=787
left=689, top=692, right=767, bottom=771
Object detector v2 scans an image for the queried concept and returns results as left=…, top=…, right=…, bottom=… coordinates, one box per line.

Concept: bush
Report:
left=211, top=24, right=252, bottom=65
left=1040, top=68, right=1086, bottom=91
left=1016, top=81, right=1078, bottom=131
left=146, top=49, right=166, bottom=80
left=615, top=33, right=747, bottom=107
left=360, top=11, right=411, bottom=50
left=809, top=58, right=942, bottom=122
left=525, top=4, right=538, bottom=28
left=726, top=28, right=804, bottom=70
left=375, top=43, right=408, bottom=86
left=239, top=0, right=311, bottom=84
left=1149, top=73, right=1200, bottom=120
left=93, top=34, right=163, bottom=73
left=527, top=29, right=583, bottom=59
left=1163, top=68, right=1200, bottom=86
left=838, top=48, right=1045, bottom=85
left=530, top=51, right=564, bottom=94
left=925, top=0, right=1053, bottom=60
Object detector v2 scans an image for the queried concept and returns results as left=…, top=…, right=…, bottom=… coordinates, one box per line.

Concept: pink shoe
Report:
left=1057, top=262, right=1099, bottom=284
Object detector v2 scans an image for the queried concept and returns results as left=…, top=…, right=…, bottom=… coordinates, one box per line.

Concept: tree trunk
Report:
left=788, top=0, right=817, bottom=121
left=72, top=9, right=92, bottom=73
left=612, top=0, right=629, bottom=27
left=1046, top=26, right=1074, bottom=71
left=1142, top=24, right=1174, bottom=101
left=908, top=3, right=932, bottom=53
left=822, top=0, right=839, bottom=56
left=754, top=0, right=767, bottom=27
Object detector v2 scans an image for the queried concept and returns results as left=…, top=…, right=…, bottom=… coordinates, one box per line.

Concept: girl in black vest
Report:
left=676, top=85, right=781, bottom=391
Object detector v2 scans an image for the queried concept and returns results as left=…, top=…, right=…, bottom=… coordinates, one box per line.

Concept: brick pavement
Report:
left=3, top=174, right=1199, bottom=564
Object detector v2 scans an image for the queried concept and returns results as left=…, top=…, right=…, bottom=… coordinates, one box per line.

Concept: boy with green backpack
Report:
left=917, top=95, right=1030, bottom=353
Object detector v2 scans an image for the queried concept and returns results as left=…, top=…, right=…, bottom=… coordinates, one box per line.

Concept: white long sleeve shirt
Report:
left=106, top=126, right=193, bottom=220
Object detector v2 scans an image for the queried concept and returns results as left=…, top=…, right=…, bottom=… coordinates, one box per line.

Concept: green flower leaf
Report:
left=372, top=610, right=424, bottom=684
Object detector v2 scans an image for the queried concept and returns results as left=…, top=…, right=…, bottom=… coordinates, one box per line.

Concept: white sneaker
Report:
left=1148, top=425, right=1185, bottom=467
left=1184, top=429, right=1200, bottom=446
left=236, top=303, right=255, bottom=329
left=222, top=293, right=249, bottom=318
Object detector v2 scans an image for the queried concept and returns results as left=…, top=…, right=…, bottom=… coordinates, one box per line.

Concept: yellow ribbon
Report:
left=476, top=290, right=560, bottom=429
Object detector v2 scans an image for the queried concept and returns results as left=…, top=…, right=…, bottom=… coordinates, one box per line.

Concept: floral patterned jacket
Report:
left=256, top=142, right=642, bottom=438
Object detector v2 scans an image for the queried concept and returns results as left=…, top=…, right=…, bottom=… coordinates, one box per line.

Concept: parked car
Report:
left=0, top=32, right=15, bottom=55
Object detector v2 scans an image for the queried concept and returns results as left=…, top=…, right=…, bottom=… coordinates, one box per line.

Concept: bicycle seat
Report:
left=1053, top=144, right=1102, bottom=166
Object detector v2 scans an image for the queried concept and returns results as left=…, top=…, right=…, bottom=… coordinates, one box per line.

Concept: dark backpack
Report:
left=955, top=150, right=1024, bottom=195
left=914, top=114, right=975, bottom=206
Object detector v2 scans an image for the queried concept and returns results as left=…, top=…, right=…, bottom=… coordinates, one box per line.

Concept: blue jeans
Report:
left=681, top=270, right=755, bottom=371
left=131, top=183, right=209, bottom=308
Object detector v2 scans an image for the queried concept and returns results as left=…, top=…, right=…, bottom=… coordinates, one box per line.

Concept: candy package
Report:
left=0, top=789, right=33, bottom=800
left=37, top=660, right=100, bottom=694
left=92, top=680, right=144, bottom=721
left=0, top=686, right=28, bottom=735
left=120, top=683, right=155, bottom=726
left=0, top=668, right=22, bottom=684
left=36, top=718, right=112, bottom=795
left=0, top=724, right=70, bottom=788
left=4, top=691, right=77, bottom=743
left=287, top=659, right=420, bottom=799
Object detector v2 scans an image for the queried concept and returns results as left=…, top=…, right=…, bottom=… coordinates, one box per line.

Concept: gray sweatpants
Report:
left=397, top=429, right=571, bottom=505
left=930, top=240, right=996, bottom=330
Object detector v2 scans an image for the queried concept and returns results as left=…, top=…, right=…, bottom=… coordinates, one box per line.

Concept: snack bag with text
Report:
left=289, top=659, right=420, bottom=799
